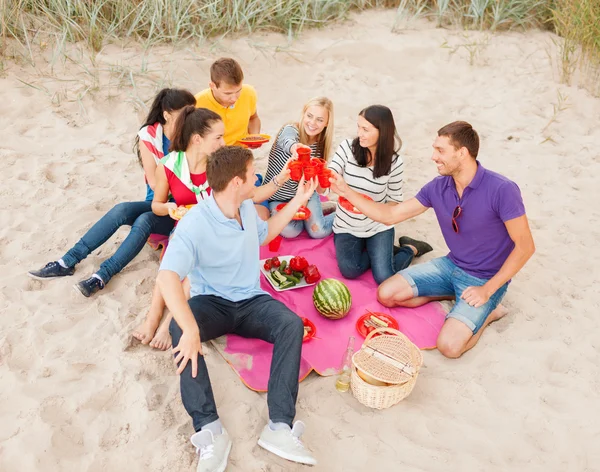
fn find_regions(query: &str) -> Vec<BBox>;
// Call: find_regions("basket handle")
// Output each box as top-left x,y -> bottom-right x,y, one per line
364,327 -> 404,342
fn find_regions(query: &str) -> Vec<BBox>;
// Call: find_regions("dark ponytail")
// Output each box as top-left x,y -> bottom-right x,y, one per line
169,106 -> 222,152
135,88 -> 196,164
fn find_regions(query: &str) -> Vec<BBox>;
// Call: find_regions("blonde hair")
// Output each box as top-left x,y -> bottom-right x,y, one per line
296,97 -> 334,161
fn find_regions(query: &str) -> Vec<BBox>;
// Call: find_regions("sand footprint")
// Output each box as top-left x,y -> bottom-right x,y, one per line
146,383 -> 168,411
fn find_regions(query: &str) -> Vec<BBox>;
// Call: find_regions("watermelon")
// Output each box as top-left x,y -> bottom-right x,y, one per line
313,278 -> 352,320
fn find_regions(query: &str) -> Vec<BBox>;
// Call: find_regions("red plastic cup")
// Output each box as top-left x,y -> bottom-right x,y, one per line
318,168 -> 332,188
310,158 -> 325,174
289,161 -> 304,181
303,164 -> 317,180
269,235 -> 282,252
297,148 -> 311,163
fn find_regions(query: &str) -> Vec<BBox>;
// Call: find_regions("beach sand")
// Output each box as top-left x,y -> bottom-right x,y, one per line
1,10 -> 599,472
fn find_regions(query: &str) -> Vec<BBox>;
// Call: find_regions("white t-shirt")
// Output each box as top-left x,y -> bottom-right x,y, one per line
329,138 -> 404,238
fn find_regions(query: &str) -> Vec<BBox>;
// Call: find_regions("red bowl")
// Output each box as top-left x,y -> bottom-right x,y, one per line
275,203 -> 311,220
301,317 -> 317,342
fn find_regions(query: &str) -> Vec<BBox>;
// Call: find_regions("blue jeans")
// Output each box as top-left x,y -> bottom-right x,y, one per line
170,294 -> 304,431
400,256 -> 509,334
269,192 -> 334,239
334,228 -> 414,285
61,201 -> 174,283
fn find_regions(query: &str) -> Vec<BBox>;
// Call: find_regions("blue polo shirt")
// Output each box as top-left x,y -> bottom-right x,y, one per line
416,162 -> 526,280
159,194 -> 269,301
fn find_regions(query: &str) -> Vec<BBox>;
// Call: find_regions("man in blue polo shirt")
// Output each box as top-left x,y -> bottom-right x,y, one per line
331,121 -> 535,359
157,146 -> 318,471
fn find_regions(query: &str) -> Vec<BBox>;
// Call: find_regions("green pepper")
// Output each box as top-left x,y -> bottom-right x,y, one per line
293,271 -> 304,279
279,260 -> 287,271
284,274 -> 301,284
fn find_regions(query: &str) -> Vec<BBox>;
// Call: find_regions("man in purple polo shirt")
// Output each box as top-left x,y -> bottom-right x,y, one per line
330,121 -> 535,358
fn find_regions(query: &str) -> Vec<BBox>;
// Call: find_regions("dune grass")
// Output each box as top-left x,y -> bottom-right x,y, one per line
550,0 -> 600,95
0,0 -> 598,95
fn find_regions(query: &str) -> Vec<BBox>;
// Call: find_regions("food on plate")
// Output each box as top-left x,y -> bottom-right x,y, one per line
275,203 -> 310,220
237,134 -> 271,149
289,256 -> 308,272
303,264 -> 321,284
313,278 -> 352,320
170,205 -> 191,220
369,315 -> 389,327
263,255 -> 320,290
338,195 -> 373,214
303,325 -> 311,339
263,256 -> 281,271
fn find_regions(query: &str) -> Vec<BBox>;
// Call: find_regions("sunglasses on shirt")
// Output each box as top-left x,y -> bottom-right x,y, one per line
452,205 -> 462,233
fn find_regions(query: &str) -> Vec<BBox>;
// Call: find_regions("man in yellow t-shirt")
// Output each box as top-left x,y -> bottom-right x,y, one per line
195,58 -> 261,146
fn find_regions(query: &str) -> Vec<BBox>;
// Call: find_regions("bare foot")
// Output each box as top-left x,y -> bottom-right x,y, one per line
149,314 -> 173,351
132,317 -> 161,345
489,304 -> 509,322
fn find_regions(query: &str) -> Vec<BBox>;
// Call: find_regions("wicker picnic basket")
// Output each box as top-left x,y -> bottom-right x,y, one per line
351,328 -> 423,409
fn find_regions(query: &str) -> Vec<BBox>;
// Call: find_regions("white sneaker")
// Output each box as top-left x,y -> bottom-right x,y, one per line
190,428 -> 232,472
257,421 -> 317,466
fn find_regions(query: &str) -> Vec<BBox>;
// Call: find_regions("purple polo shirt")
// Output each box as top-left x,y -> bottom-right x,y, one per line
415,163 -> 526,279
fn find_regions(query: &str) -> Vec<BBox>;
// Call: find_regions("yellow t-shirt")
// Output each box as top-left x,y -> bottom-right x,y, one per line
194,84 -> 258,145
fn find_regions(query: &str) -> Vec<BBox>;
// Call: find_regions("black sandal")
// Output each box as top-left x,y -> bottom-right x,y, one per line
398,236 -> 433,257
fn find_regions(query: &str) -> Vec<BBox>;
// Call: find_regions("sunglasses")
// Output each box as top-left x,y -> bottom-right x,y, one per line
452,205 -> 462,233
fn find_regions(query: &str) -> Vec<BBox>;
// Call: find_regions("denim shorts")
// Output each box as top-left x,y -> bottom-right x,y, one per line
399,256 -> 508,334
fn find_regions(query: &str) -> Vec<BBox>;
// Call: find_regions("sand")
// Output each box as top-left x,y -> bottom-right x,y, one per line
1,9 -> 599,472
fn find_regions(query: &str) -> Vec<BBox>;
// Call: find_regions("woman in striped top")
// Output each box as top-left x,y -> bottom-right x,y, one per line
329,105 -> 432,284
262,97 -> 335,238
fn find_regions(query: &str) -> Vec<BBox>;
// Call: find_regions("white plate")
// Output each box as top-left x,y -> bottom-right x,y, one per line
260,255 -> 316,292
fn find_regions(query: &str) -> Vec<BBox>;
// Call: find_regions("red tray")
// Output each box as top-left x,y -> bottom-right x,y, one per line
355,312 -> 399,338
302,317 -> 317,342
275,203 -> 311,220
338,194 -> 373,214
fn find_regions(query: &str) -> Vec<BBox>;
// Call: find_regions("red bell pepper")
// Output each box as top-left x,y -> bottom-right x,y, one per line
289,256 -> 308,272
303,264 -> 321,284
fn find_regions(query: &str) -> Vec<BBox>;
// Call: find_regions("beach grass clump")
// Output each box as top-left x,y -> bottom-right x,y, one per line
0,0 -> 598,95
0,0 -> 399,52
550,0 -> 600,95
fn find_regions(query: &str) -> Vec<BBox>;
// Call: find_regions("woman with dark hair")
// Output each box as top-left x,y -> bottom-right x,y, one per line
329,105 -> 432,284
133,106 -> 290,349
28,88 -> 197,297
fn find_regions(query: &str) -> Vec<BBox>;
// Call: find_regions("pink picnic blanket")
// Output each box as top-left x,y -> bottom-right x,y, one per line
212,233 -> 447,392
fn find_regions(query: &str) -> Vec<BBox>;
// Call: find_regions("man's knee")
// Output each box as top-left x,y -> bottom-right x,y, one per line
436,322 -> 471,359
278,313 -> 304,341
436,337 -> 465,359
377,275 -> 413,307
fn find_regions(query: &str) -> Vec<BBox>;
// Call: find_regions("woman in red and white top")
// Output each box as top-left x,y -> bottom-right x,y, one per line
133,105 -> 289,349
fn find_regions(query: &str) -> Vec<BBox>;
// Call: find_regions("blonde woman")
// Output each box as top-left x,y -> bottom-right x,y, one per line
262,97 -> 335,238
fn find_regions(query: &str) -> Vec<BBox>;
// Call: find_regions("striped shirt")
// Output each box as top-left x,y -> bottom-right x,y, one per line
329,139 -> 404,237
263,125 -> 321,202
